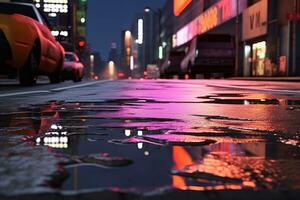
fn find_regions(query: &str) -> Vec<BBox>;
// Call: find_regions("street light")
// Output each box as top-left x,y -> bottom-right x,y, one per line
144,7 -> 150,13
124,30 -> 132,76
108,61 -> 115,78
90,55 -> 94,79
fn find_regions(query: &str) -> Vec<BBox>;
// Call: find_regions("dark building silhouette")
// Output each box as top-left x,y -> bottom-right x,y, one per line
91,52 -> 104,75
107,42 -> 120,70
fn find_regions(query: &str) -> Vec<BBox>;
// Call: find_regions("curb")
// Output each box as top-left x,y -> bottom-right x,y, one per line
229,77 -> 300,82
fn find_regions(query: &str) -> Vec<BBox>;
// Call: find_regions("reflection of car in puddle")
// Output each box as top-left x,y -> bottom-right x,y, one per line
0,101 -> 86,151
2,101 -> 61,136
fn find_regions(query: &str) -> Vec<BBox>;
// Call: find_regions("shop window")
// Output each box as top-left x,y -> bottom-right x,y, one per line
252,41 -> 266,76
243,45 -> 251,76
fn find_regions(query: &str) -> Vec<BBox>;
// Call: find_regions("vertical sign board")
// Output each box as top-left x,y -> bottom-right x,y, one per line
175,0 -> 247,47
242,0 -> 268,41
174,0 -> 192,16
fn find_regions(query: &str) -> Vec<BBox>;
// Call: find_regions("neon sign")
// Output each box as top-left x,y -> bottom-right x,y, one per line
174,0 -> 192,16
176,0 -> 247,46
198,6 -> 218,33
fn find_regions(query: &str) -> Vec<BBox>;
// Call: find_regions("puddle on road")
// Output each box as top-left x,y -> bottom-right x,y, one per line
198,93 -> 246,99
0,95 -> 300,195
198,93 -> 300,106
204,98 -> 281,105
193,114 -> 254,121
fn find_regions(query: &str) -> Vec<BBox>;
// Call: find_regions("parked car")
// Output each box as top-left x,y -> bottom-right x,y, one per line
0,2 -> 65,85
62,52 -> 84,82
146,64 -> 160,79
181,34 -> 235,78
160,51 -> 185,79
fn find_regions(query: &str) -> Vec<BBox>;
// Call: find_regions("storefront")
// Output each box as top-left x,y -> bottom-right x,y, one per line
242,0 -> 270,77
162,0 -> 299,77
252,41 -> 267,76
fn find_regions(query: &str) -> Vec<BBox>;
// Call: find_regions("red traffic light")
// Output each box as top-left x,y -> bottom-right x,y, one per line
78,40 -> 85,47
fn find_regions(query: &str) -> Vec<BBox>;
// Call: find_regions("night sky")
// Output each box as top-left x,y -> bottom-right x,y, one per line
87,0 -> 166,61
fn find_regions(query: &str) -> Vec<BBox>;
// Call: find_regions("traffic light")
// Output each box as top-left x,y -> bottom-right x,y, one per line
77,39 -> 86,53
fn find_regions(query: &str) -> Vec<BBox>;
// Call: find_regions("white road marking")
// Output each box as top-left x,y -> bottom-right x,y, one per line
50,80 -> 110,92
0,80 -> 110,98
208,84 -> 300,95
0,90 -> 50,98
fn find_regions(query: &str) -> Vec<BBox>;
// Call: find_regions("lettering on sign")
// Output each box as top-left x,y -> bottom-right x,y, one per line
250,12 -> 264,30
199,6 -> 218,33
176,0 -> 247,47
242,0 -> 268,40
218,0 -> 233,21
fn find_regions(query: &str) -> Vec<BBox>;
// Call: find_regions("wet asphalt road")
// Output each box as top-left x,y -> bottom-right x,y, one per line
0,79 -> 300,199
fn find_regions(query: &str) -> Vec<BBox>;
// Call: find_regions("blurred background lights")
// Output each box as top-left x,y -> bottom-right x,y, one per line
125,129 -> 131,137
137,130 -> 143,136
137,142 -> 143,149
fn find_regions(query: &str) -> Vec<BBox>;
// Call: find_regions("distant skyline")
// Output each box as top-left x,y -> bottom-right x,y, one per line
87,0 -> 166,60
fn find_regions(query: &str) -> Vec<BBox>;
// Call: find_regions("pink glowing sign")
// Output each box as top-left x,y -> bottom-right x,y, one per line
174,0 -> 192,16
175,0 -> 247,47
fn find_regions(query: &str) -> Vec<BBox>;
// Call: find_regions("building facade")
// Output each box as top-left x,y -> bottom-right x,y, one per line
241,0 -> 300,76
161,0 -> 300,77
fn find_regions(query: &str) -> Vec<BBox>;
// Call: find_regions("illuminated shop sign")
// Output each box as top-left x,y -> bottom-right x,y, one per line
175,0 -> 247,47
242,0 -> 268,40
174,0 -> 192,16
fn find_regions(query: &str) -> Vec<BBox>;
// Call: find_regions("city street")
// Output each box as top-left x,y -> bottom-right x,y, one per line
0,79 -> 300,199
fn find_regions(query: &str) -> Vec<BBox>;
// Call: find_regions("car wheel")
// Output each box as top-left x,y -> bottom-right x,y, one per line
49,60 -> 62,84
178,73 -> 185,79
19,45 -> 38,86
77,72 -> 83,82
204,73 -> 211,79
224,71 -> 234,78
73,70 -> 79,82
49,72 -> 61,83
188,63 -> 196,79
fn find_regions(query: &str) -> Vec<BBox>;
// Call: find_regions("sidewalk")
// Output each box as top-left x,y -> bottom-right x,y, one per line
229,77 -> 300,82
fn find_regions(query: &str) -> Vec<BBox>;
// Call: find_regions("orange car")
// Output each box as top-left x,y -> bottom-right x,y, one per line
0,2 -> 65,85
